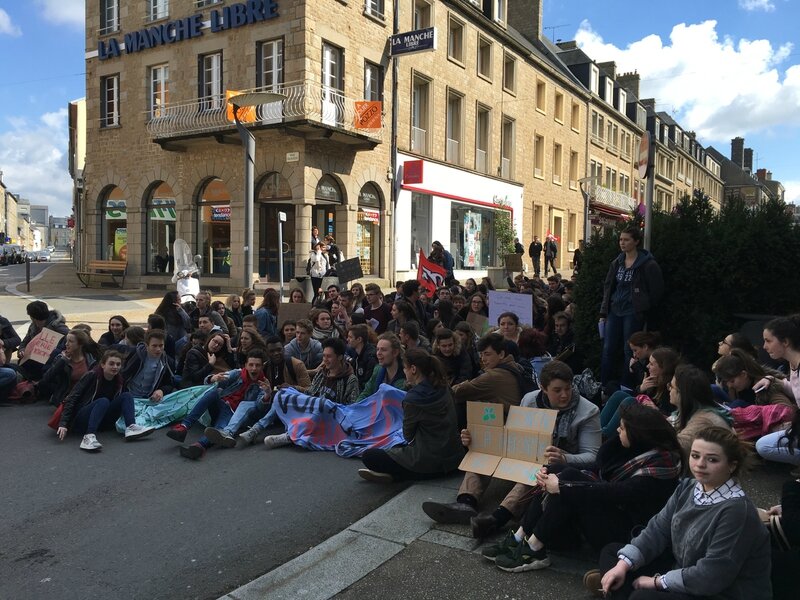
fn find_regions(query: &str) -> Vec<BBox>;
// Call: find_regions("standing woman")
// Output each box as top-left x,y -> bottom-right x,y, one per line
255,288 -> 280,340
98,315 -> 130,347
599,226 -> 664,393
307,242 -> 329,304
358,348 -> 464,483
155,291 -> 192,342
755,314 -> 800,466
596,427 -> 771,600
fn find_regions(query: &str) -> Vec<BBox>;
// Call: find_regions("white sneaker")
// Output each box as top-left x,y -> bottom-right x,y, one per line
263,432 -> 292,449
80,434 -> 102,452
124,424 -> 155,441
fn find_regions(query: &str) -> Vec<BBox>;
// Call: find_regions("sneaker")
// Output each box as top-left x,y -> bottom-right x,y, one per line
421,501 -> 478,525
124,424 -> 155,441
263,432 -> 292,449
80,434 -> 102,452
179,442 -> 206,460
495,541 -> 550,573
583,569 -> 604,598
471,513 -> 500,539
204,427 -> 236,448
238,427 -> 261,445
166,423 -> 188,443
481,531 -> 522,561
358,468 -> 394,483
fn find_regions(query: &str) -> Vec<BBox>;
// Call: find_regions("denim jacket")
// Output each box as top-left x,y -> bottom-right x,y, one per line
205,368 -> 267,408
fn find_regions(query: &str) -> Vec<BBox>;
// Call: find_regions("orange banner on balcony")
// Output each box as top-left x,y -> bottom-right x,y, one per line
355,101 -> 382,129
226,90 -> 258,123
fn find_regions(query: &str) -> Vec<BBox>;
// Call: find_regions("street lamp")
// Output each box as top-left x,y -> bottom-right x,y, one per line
578,176 -> 599,243
228,91 -> 285,290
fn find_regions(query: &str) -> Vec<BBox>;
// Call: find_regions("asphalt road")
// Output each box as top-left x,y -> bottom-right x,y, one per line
0,260 -> 52,294
0,403 -> 407,600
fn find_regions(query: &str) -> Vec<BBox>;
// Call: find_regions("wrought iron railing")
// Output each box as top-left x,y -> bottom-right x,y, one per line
145,80 -> 384,141
588,183 -> 635,212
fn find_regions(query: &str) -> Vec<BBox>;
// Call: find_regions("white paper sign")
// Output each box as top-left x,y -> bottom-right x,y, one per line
488,290 -> 533,327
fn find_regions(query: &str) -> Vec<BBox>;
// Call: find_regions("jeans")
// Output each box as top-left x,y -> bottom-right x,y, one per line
223,400 -> 268,435
544,255 -> 557,275
72,393 -> 135,435
181,387 -> 234,448
0,367 -> 17,402
755,430 -> 800,465
252,400 -> 279,431
600,391 -> 636,438
601,311 -> 645,390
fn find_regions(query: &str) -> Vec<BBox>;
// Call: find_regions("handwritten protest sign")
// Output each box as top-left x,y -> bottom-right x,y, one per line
279,303 -> 313,328
20,328 -> 64,365
488,290 -> 533,327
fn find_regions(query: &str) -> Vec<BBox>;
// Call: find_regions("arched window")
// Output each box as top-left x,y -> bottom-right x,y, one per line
256,172 -> 295,281
314,175 -> 343,239
356,182 -> 382,275
257,172 -> 292,202
197,178 -> 232,275
146,182 -> 176,273
100,186 -> 127,260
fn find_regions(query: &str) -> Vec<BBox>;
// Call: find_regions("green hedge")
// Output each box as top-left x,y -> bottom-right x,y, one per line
574,194 -> 800,370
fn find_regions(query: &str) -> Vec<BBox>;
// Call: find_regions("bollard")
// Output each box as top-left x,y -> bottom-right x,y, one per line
26,256 -> 31,292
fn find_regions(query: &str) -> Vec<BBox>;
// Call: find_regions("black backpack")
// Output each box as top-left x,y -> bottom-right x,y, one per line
495,362 -> 537,397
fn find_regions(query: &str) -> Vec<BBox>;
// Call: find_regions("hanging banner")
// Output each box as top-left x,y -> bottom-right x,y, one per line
354,101 -> 382,129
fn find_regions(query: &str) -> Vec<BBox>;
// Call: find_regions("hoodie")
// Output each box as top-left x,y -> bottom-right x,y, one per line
600,249 -> 664,318
284,337 -> 323,370
59,364 -> 124,428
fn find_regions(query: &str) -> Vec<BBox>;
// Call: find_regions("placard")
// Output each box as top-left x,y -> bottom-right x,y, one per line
19,328 -> 64,365
278,303 -> 312,328
335,257 -> 363,284
488,290 -> 533,327
465,311 -> 489,336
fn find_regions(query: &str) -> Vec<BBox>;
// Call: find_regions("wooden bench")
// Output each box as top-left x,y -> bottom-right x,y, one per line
76,260 -> 128,288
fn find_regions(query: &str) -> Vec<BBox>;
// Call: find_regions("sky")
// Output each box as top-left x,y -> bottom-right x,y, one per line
0,0 -> 799,218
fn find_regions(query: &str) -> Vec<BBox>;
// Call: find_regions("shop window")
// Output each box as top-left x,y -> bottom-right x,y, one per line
450,202 -> 506,269
100,186 -> 127,260
357,183 -> 382,275
257,172 -> 294,281
146,182 -> 176,273
197,178 -> 232,276
410,192 -> 432,269
314,175 -> 343,239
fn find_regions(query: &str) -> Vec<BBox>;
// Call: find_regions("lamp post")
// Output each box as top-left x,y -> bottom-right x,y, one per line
578,176 -> 599,243
228,92 -> 284,290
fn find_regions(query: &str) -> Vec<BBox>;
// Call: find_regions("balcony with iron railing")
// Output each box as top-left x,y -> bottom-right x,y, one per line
144,79 -> 384,147
587,182 -> 635,213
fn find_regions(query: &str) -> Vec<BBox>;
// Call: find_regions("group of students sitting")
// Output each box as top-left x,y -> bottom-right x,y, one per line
2,282 -> 799,599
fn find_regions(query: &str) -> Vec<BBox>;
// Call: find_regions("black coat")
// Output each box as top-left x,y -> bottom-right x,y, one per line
529,241 -> 543,258
181,346 -> 214,388
0,315 -> 21,352
59,366 -> 124,429
38,354 -> 97,407
600,250 -> 664,319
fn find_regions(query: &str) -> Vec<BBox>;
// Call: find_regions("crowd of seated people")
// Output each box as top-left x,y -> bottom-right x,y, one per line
3,272 -> 800,599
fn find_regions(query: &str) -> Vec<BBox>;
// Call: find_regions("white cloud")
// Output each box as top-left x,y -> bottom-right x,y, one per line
37,0 -> 84,27
0,8 -> 22,36
0,109 -> 73,217
783,180 -> 800,204
575,20 -> 800,143
739,0 -> 775,12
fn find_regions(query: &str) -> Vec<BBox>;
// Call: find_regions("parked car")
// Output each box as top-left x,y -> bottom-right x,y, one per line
32,250 -> 51,262
0,245 -> 26,265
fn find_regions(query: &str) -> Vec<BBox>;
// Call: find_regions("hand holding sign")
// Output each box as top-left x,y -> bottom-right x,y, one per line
19,329 -> 65,365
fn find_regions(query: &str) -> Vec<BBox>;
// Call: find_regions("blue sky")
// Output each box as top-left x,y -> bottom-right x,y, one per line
0,0 -> 799,218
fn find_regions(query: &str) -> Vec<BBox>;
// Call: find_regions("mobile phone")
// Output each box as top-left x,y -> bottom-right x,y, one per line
753,384 -> 767,393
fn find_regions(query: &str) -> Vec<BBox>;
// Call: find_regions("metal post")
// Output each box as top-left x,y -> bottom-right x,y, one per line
233,108 -> 255,290
389,0 -> 400,286
278,211 -> 286,302
644,164 -> 655,250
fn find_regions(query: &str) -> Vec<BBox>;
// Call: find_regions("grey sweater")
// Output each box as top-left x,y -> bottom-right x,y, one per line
619,478 -> 771,599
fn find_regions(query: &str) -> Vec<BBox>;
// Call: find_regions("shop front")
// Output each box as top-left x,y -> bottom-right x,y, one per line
356,183 -> 382,276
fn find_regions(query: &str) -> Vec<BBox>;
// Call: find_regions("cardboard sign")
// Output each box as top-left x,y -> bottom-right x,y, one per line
278,303 -> 313,328
488,290 -> 533,327
336,257 -> 363,284
465,312 -> 489,336
20,328 -> 64,365
459,402 -> 558,485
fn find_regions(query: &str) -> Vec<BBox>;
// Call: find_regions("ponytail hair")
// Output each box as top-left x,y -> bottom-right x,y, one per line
404,348 -> 449,389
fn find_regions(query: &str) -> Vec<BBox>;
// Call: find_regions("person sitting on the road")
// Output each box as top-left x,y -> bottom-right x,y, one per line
154,290 -> 192,343
180,332 -> 234,389
593,427 -> 771,600
146,314 -> 177,359
167,350 -> 269,459
713,348 -> 792,409
451,332 -> 526,429
55,350 -> 154,452
485,404 -> 682,573
176,330 -> 207,381
669,364 -> 733,456
422,360 -> 601,540
432,328 -> 471,385
189,290 -> 227,331
345,324 -> 378,390
261,338 -> 359,450
255,288 -> 280,340
0,346 -> 18,403
399,320 -> 430,353
0,312 -> 21,362
121,330 -> 176,403
358,348 -> 464,483
233,327 -> 266,369
284,319 -> 323,370
37,329 -> 100,407
98,315 -> 130,348
355,332 -> 405,402
17,300 -> 70,381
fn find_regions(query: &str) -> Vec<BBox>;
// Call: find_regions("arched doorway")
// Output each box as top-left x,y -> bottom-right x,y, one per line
100,186 -> 127,260
145,182 -> 176,273
314,174 -> 343,242
197,178 -> 232,275
256,172 -> 294,281
357,182 -> 382,275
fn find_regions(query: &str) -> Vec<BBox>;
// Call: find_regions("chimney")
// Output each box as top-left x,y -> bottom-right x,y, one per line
556,40 -> 578,50
756,168 -> 767,182
743,148 -> 753,172
507,0 -> 543,44
640,98 -> 656,111
766,170 -> 772,181
731,137 -> 744,167
597,61 -> 617,79
617,72 -> 640,98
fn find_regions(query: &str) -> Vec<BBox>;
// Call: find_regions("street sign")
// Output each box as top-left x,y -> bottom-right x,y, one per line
390,27 -> 437,57
637,131 -> 651,179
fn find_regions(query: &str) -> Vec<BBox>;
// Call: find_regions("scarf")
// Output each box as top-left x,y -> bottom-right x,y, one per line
604,449 -> 682,482
535,388 -> 581,455
312,325 -> 340,341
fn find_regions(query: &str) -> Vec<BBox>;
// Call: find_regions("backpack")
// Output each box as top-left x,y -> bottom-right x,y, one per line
495,362 -> 537,397
305,258 -> 312,275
